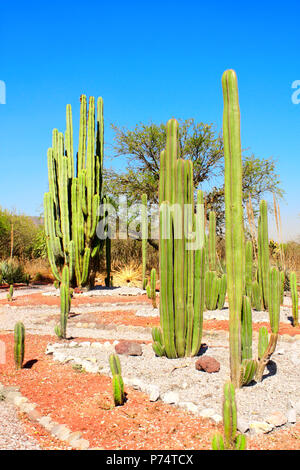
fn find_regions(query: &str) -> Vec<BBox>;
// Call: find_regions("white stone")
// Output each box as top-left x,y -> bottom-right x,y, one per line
199,408 -> 216,419
287,408 -> 297,423
146,385 -> 160,402
79,341 -> 91,348
14,396 -> 28,407
211,413 -> 223,424
91,342 -> 103,349
179,402 -> 198,414
163,391 -> 179,405
69,341 -> 78,348
249,421 -> 273,434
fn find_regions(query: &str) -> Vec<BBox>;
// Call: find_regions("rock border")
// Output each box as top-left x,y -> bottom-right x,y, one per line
0,383 -> 99,450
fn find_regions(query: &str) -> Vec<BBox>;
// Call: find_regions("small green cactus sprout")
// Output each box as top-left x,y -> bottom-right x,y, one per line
290,271 -> 299,327
14,322 -> 25,370
212,381 -> 247,450
109,353 -> 125,406
7,284 -> 14,301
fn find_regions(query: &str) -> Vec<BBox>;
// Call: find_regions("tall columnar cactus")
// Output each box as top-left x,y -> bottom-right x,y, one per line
141,193 -> 148,290
55,265 -> 70,339
290,271 -> 299,327
212,381 -> 247,450
14,322 -> 25,370
44,95 -> 104,288
152,119 -> 205,358
258,200 -> 270,310
208,211 -> 216,271
222,69 -> 245,388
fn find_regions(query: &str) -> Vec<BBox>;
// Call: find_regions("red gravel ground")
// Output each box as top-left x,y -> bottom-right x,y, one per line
1,286 -> 300,450
0,332 -> 300,450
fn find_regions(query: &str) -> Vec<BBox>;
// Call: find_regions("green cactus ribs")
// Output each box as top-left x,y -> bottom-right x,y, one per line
44,95 -> 105,289
152,118 -> 205,359
14,322 -> 25,370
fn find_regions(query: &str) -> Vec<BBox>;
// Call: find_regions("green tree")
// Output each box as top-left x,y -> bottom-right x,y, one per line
106,121 -> 283,236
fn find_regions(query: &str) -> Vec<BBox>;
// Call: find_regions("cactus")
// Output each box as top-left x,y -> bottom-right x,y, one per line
205,270 -> 219,310
55,265 -> 70,339
109,353 -> 122,376
7,284 -> 13,301
150,268 -> 157,308
109,354 -> 125,406
245,240 -> 253,299
217,273 -> 227,310
44,95 -> 105,288
14,322 -> 25,370
251,280 -> 262,311
212,381 -> 247,450
280,270 -> 285,305
153,119 -> 205,358
290,271 -> 299,327
258,200 -> 270,310
258,326 -> 269,360
222,70 -> 245,388
112,374 -> 125,406
255,266 -> 280,382
141,193 -> 148,290
208,211 -> 217,271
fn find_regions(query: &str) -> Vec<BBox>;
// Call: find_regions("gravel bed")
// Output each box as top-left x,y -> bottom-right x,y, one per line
46,330 -> 300,434
0,285 -> 54,300
0,399 -> 41,450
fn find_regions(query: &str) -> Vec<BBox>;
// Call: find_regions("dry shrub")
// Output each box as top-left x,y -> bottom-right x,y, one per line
22,258 -> 54,283
284,241 -> 300,281
111,261 -> 143,287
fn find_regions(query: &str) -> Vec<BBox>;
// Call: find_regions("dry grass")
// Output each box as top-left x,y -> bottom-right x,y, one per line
111,261 -> 143,287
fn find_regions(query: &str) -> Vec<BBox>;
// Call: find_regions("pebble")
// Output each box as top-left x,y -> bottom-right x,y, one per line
266,411 -> 287,427
249,421 -> 273,434
163,391 -> 179,405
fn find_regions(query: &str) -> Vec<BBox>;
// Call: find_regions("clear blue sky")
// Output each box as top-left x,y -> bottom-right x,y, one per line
0,0 -> 299,240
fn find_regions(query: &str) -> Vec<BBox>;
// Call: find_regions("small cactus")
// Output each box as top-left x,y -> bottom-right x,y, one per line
7,284 -> 13,301
212,381 -> 247,450
109,354 -> 125,406
14,322 -> 25,370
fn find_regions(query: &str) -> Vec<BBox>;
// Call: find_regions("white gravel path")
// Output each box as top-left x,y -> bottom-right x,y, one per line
0,400 -> 41,450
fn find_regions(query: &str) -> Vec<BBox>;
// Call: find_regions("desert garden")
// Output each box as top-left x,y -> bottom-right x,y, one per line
0,70 -> 300,452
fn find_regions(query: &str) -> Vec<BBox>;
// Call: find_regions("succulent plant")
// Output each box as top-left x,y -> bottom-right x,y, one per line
14,322 -> 25,370
290,271 -> 299,327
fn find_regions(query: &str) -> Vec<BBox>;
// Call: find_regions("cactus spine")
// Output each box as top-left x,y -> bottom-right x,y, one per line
14,322 -> 25,370
141,193 -> 148,290
212,381 -> 247,450
44,95 -> 104,288
153,119 -> 205,358
222,69 -> 245,388
290,271 -> 299,327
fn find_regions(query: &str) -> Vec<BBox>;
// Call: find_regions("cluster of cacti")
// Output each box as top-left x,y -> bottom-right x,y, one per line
14,321 -> 25,370
109,354 -> 125,406
212,381 -> 247,450
290,271 -> 299,327
55,265 -> 71,339
152,119 -> 205,358
7,284 -> 13,301
146,268 -> 157,308
44,95 -> 105,289
141,193 -> 148,290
